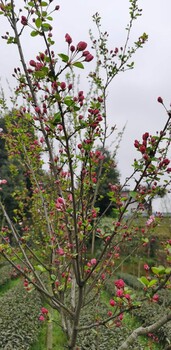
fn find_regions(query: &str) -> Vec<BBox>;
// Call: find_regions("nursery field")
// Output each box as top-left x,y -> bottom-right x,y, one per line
0,259 -> 170,350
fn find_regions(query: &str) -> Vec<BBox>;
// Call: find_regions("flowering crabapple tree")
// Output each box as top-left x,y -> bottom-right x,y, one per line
0,1 -> 171,349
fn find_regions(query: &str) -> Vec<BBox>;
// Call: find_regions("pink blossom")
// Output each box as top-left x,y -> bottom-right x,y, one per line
55,197 -> 65,211
119,313 -> 123,321
146,215 -> 155,227
57,124 -> 63,131
116,289 -> 124,298
110,299 -> 116,307
39,315 -> 45,321
41,307 -> 48,314
108,311 -> 113,317
40,137 -> 45,143
144,263 -> 150,271
56,247 -> 65,256
0,179 -> 7,185
114,279 -> 125,289
90,258 -> 97,265
152,294 -> 159,303
124,293 -> 131,300
68,193 -> 73,202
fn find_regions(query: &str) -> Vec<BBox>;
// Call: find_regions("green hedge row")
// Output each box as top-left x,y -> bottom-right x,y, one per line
0,281 -> 42,349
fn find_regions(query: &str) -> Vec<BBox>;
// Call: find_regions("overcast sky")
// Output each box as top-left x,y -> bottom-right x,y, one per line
0,0 -> 171,211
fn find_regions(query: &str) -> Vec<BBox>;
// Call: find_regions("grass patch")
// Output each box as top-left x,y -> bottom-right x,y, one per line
0,278 -> 19,296
30,309 -> 67,350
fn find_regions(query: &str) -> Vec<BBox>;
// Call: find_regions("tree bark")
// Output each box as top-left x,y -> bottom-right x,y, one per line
118,312 -> 171,350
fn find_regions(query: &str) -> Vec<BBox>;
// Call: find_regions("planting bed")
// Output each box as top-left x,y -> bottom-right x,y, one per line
0,281 -> 42,349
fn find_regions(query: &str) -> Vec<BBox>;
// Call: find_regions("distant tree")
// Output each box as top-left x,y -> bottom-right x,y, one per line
95,147 -> 120,216
0,115 -> 34,223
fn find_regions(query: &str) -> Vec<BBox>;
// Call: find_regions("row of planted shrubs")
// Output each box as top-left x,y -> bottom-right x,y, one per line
0,279 -> 42,349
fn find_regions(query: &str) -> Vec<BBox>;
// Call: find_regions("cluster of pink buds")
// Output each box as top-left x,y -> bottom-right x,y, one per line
113,278 -> 131,302
55,197 -> 65,211
39,307 -> 49,321
65,33 -> 94,63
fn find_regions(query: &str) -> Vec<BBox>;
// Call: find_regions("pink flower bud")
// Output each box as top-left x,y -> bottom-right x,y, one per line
152,294 -> 159,303
21,16 -> 28,26
41,307 -> 48,314
56,247 -> 65,256
157,96 -> 163,104
60,82 -> 66,90
65,33 -> 72,45
82,50 -> 90,57
29,60 -> 37,67
0,179 -> 7,185
84,54 -> 94,62
114,279 -> 125,289
70,45 -> 75,52
39,315 -> 45,321
109,299 -> 116,307
144,263 -> 150,271
77,41 -> 87,51
116,289 -> 124,298
35,106 -> 41,114
90,258 -> 96,265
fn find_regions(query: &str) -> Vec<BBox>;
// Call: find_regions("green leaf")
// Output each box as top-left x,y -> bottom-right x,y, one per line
47,16 -> 53,21
129,191 -> 137,198
31,30 -> 39,37
50,274 -> 56,281
52,112 -> 61,125
72,62 -> 84,69
138,276 -> 149,286
34,66 -> 49,78
165,267 -> 171,274
151,265 -> 165,275
41,23 -> 51,31
142,237 -> 149,243
58,53 -> 69,63
35,17 -> 42,29
28,1 -> 34,5
35,265 -> 46,272
64,97 -> 74,107
148,279 -> 157,287
40,1 -> 48,6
